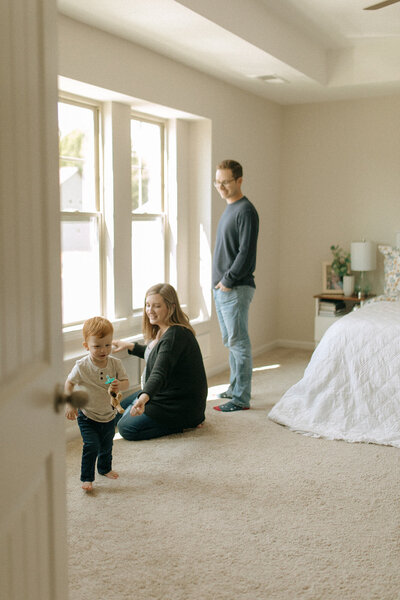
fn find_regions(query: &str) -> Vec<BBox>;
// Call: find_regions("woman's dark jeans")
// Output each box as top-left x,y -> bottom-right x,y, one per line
116,392 -> 183,441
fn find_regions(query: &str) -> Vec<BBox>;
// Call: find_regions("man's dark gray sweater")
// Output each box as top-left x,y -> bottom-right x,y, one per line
212,196 -> 259,288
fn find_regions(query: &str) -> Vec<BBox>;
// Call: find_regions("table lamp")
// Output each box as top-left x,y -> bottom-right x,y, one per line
350,240 -> 376,296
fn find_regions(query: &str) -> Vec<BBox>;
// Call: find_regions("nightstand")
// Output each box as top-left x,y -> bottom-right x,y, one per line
313,294 -> 373,346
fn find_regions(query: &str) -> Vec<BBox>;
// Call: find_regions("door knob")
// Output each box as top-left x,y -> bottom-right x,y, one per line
54,384 -> 89,413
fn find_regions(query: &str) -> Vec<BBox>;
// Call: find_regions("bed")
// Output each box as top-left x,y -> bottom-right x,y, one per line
268,245 -> 400,448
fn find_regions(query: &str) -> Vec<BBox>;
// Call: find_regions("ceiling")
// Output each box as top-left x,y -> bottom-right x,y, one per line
57,0 -> 400,104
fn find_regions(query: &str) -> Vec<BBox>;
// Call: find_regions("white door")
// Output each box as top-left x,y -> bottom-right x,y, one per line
0,1 -> 68,599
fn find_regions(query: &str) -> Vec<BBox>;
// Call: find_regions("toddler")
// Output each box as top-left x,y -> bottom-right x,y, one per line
65,316 -> 129,492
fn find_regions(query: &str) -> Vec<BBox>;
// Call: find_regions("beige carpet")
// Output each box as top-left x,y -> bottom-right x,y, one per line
66,347 -> 400,600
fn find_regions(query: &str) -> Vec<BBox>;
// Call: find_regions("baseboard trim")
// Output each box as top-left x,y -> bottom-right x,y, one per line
276,338 -> 315,350
205,339 -> 313,378
205,363 -> 230,378
252,341 -> 280,356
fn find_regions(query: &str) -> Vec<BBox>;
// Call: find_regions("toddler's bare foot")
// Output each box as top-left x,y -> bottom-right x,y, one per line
82,481 -> 93,492
103,470 -> 119,479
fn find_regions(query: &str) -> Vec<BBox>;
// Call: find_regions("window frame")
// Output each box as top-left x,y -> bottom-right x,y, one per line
58,93 -> 103,329
130,112 -> 168,311
58,84 -> 213,369
59,97 -> 170,330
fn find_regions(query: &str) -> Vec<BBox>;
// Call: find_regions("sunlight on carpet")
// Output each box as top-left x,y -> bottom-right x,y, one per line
252,363 -> 280,372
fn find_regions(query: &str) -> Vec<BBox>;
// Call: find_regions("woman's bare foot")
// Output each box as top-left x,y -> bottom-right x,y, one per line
103,470 -> 119,479
82,481 -> 93,492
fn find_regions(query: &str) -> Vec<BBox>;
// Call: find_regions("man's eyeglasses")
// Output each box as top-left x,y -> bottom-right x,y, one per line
213,178 -> 237,188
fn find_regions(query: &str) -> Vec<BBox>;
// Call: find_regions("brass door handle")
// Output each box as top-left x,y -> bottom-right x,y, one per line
54,384 -> 88,413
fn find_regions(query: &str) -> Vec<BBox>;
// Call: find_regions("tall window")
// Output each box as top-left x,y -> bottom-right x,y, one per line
58,98 -> 101,326
131,117 -> 165,309
58,97 -> 168,328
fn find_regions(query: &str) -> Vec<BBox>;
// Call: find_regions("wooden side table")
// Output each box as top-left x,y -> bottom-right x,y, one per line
313,293 -> 374,346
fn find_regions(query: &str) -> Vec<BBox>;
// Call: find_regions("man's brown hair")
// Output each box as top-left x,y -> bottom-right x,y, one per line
217,159 -> 243,180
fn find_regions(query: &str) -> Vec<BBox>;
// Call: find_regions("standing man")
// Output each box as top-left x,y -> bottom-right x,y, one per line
212,159 -> 259,412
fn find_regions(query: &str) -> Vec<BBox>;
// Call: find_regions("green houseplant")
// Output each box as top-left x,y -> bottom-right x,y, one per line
330,245 -> 354,295
330,245 -> 351,277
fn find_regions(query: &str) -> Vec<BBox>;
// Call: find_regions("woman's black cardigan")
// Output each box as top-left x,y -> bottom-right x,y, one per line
128,325 -> 207,429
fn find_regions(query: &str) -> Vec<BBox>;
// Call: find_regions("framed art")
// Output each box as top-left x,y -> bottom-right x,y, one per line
322,261 -> 344,294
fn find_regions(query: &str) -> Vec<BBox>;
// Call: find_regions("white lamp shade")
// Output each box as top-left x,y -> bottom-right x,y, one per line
351,241 -> 376,271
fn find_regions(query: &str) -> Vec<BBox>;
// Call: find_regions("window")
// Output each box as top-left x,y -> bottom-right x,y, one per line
57,84 -> 212,348
58,98 -> 101,326
131,117 -> 165,309
58,96 -> 168,328
57,83 -> 213,365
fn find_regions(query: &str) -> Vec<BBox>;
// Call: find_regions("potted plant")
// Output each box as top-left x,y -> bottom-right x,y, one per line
330,245 -> 354,296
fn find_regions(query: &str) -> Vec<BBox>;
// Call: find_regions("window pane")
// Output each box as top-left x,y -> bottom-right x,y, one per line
131,119 -> 162,213
61,218 -> 101,324
132,219 -> 165,309
58,102 -> 97,212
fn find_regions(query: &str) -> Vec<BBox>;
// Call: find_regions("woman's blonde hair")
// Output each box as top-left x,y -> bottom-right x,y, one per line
142,283 -> 195,342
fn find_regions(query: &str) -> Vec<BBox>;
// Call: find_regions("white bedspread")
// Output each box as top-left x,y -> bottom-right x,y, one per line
268,300 -> 400,447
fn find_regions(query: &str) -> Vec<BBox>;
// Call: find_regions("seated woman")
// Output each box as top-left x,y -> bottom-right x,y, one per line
112,283 -> 207,441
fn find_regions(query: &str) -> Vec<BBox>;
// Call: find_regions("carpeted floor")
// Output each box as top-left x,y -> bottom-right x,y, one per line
66,347 -> 400,600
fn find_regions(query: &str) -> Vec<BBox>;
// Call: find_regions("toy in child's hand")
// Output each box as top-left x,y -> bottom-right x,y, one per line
105,376 -> 124,414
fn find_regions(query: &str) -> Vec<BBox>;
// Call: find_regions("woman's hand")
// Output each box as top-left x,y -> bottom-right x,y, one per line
112,339 -> 135,353
130,393 -> 149,416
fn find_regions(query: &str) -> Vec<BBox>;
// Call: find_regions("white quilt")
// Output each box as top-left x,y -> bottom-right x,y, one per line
268,300 -> 400,447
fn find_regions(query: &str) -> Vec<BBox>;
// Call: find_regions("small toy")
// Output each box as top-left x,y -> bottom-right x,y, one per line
105,376 -> 124,414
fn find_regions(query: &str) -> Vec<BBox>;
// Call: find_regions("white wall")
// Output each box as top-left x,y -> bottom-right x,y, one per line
279,95 -> 400,344
58,16 -> 400,361
58,15 -> 282,375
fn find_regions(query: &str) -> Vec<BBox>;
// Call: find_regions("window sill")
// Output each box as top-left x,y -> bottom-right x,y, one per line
63,313 -> 142,365
62,312 -> 211,369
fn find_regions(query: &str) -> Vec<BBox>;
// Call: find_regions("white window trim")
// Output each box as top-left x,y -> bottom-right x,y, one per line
59,84 -> 213,366
59,94 -> 104,328
60,97 -> 171,358
130,112 -> 168,310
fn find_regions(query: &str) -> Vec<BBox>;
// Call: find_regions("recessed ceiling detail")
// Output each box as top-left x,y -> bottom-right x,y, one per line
58,0 -> 400,104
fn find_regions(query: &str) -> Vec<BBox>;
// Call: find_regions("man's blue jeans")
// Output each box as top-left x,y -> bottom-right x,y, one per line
213,285 -> 255,408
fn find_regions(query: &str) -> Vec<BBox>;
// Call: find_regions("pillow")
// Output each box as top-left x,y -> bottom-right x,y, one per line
364,294 -> 399,305
378,245 -> 400,296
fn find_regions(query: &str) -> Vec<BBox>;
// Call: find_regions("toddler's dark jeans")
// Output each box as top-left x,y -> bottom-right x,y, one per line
77,411 -> 115,482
